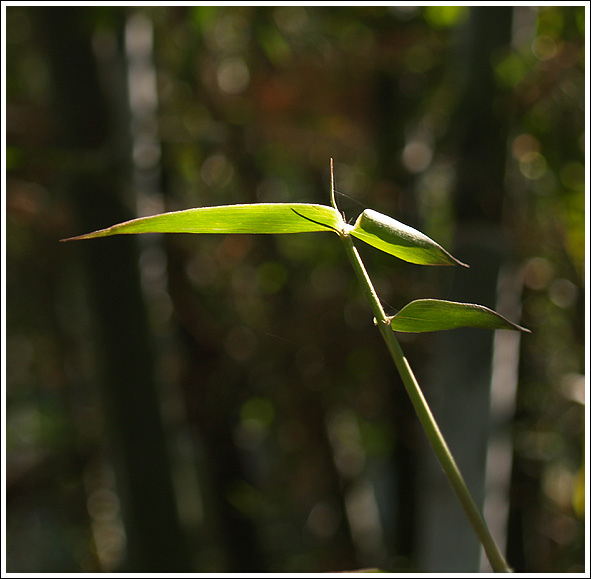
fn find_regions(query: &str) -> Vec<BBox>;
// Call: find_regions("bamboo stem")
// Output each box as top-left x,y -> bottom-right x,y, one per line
340,235 -> 512,573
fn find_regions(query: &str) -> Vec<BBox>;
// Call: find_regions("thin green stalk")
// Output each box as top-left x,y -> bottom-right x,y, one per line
341,235 -> 512,573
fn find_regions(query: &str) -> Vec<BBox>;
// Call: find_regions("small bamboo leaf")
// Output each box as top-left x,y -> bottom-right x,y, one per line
388,299 -> 530,333
60,203 -> 344,242
350,209 -> 468,267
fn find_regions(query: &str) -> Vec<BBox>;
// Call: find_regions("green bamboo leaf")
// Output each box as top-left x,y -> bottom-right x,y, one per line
349,209 -> 468,267
60,203 -> 344,242
388,299 -> 530,333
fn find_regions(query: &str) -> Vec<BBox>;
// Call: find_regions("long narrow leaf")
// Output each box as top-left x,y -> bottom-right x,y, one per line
61,203 -> 343,241
388,299 -> 530,333
350,209 -> 468,267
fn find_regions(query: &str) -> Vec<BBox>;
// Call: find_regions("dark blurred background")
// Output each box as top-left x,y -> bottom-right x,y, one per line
4,5 -> 586,573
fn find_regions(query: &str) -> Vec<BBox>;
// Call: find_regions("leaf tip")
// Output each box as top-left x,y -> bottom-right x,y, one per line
60,234 -> 85,242
449,254 -> 470,268
59,228 -> 110,242
499,322 -> 531,333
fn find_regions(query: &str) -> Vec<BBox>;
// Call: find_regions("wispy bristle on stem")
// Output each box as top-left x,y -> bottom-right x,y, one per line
330,158 -> 338,211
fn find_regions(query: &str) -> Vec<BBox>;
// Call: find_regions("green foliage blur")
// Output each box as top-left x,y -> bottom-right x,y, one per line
4,5 -> 585,573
